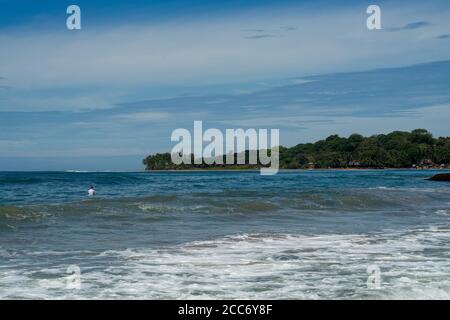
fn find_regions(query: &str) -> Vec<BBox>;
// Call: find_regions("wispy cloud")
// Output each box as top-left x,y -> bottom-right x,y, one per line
243,25 -> 297,39
404,21 -> 432,30
280,26 -> 297,31
111,112 -> 170,122
386,21 -> 432,32
437,34 -> 450,39
243,29 -> 266,33
244,34 -> 276,39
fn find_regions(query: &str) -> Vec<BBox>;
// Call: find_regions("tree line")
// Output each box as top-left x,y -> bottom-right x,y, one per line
143,129 -> 450,170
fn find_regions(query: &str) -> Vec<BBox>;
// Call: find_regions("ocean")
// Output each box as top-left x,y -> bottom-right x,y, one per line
0,170 -> 449,299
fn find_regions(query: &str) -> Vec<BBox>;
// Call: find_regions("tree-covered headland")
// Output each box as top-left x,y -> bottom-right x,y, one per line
143,129 -> 450,170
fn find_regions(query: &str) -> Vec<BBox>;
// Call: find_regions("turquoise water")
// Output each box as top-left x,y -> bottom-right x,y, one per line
1,170 -> 449,299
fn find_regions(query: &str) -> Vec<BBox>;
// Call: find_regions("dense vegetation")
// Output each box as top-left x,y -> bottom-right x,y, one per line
143,129 -> 450,170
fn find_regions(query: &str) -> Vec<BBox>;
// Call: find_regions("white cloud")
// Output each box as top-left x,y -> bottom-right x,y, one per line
0,2 -> 449,94
111,111 -> 170,122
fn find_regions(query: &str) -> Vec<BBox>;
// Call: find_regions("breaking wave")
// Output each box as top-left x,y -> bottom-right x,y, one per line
1,229 -> 450,299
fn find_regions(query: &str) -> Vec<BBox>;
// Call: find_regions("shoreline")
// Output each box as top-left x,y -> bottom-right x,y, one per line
145,167 -> 450,172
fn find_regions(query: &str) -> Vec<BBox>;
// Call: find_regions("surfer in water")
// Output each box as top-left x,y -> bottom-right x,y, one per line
88,186 -> 96,197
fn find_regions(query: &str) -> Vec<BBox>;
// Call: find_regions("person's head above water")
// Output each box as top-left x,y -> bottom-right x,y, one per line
90,186 -> 94,189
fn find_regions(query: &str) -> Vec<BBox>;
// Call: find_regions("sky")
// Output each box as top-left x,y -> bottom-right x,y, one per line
0,0 -> 450,170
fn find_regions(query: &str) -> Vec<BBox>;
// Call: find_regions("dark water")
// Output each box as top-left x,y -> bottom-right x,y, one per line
1,170 -> 449,299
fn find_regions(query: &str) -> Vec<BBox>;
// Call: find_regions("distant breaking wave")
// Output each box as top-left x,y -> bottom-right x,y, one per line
1,187 -> 449,224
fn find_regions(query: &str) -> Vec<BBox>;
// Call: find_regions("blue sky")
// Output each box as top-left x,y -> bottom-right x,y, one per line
0,0 -> 450,170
